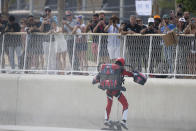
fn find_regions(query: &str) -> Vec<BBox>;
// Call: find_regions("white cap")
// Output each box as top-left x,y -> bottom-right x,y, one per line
148,18 -> 154,23
179,17 -> 186,22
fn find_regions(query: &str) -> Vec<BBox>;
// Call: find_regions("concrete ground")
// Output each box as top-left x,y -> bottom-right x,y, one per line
0,74 -> 196,131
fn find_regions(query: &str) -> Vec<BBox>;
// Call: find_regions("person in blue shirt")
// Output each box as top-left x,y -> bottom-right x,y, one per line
160,14 -> 176,34
159,14 -> 176,75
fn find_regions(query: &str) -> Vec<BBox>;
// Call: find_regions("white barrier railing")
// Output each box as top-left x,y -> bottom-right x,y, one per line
0,32 -> 196,77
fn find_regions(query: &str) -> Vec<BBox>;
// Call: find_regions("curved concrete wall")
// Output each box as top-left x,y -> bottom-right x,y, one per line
0,74 -> 196,131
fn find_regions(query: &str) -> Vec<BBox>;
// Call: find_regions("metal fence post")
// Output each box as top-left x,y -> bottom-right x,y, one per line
0,34 -> 5,71
23,33 -> 28,73
96,35 -> 101,70
47,34 -> 52,74
174,44 -> 179,78
147,36 -> 153,75
71,35 -> 76,74
122,35 -> 127,58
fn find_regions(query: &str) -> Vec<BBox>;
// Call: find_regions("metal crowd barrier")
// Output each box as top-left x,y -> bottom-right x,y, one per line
0,32 -> 196,77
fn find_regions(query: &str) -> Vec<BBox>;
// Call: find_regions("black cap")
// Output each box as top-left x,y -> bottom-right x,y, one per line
27,15 -> 33,18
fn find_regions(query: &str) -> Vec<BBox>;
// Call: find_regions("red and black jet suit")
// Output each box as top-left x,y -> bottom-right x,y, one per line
92,58 -> 133,126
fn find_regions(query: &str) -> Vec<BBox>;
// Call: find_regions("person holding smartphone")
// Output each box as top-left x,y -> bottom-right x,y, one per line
104,15 -> 121,60
72,15 -> 88,71
184,17 -> 196,77
141,18 -> 157,34
93,12 -> 109,63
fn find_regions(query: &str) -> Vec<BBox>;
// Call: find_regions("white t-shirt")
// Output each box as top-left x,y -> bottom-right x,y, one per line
75,24 -> 86,38
107,24 -> 120,33
76,24 -> 86,34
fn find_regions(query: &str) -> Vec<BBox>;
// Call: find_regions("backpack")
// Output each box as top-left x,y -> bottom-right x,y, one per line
98,64 -> 124,91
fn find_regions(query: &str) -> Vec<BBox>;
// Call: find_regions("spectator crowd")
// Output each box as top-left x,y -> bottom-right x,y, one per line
0,6 -> 196,75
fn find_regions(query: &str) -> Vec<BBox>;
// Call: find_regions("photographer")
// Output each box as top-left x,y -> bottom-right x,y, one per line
39,6 -> 57,71
85,13 -> 99,33
85,13 -> 99,61
93,12 -> 107,33
93,12 -> 109,63
25,15 -> 44,70
61,10 -> 79,71
141,18 -> 158,34
4,15 -> 21,71
104,15 -> 121,60
40,6 -> 57,33
184,18 -> 196,34
141,18 -> 160,73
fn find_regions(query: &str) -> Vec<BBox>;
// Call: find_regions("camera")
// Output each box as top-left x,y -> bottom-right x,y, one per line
42,14 -> 47,19
100,18 -> 104,21
148,22 -> 154,27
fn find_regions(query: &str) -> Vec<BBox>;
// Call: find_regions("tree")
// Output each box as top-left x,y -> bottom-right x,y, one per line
176,0 -> 196,14
1,0 -> 9,16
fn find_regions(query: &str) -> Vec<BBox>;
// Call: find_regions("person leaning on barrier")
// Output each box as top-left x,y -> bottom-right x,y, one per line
50,21 -> 67,74
0,14 -> 7,72
4,15 -> 21,71
85,13 -> 99,61
141,18 -> 161,73
176,17 -> 186,34
85,13 -> 99,33
62,11 -> 77,33
104,15 -> 121,60
62,10 -> 80,71
136,17 -> 147,30
120,15 -> 141,35
93,12 -> 109,63
93,12 -> 107,33
141,18 -> 158,34
39,7 -> 57,71
72,15 -> 88,71
26,15 -> 44,70
120,15 -> 142,71
40,6 -> 57,33
153,15 -> 161,31
184,17 -> 196,76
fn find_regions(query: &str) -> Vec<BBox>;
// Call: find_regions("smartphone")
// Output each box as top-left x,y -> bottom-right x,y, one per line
100,18 -> 104,21
76,22 -> 80,26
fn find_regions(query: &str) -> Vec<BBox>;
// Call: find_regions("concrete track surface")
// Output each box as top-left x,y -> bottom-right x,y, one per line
0,74 -> 196,131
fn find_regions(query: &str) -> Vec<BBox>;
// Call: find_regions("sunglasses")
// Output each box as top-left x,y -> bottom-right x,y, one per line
66,15 -> 71,17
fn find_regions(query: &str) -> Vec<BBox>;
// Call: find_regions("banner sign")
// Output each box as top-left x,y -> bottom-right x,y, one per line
135,0 -> 152,16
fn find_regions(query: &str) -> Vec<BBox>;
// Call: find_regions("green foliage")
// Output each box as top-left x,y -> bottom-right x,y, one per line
8,0 -> 16,7
159,0 -> 175,10
176,0 -> 196,14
